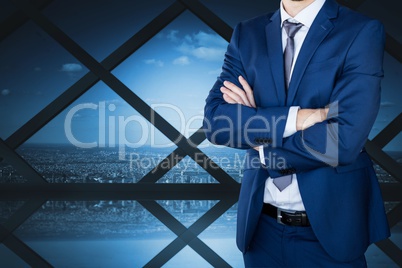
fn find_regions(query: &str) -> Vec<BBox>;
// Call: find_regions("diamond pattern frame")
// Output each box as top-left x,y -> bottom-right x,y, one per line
0,0 -> 53,42
366,114 -> 402,265
0,0 -> 401,267
0,139 -> 46,185
336,2 -> 402,266
0,199 -> 50,267
0,0 -> 238,266
140,199 -> 236,267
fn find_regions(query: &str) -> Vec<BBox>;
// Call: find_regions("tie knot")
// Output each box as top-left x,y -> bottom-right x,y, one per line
283,20 -> 303,38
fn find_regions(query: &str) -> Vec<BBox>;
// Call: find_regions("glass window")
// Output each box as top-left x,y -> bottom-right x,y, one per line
198,203 -> 243,267
1,0 -> 401,267
156,157 -> 219,184
16,82 -> 175,183
0,21 -> 88,140
164,246 -> 213,267
358,0 -> 402,43
0,0 -> 17,23
112,11 -> 227,139
0,244 -> 29,268
0,160 -> 26,183
0,200 -> 25,223
200,145 -> 245,183
369,53 -> 402,152
366,244 -> 399,267
14,200 -> 176,267
156,200 -> 219,227
42,0 -> 175,61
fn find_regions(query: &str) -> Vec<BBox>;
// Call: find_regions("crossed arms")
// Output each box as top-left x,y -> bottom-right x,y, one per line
220,76 -> 329,133
203,20 -> 385,177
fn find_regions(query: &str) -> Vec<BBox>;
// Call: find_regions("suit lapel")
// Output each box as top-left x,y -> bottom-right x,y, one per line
265,11 -> 286,106
286,0 -> 338,106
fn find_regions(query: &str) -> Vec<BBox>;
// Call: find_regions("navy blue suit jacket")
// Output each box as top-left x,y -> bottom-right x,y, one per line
203,0 -> 390,262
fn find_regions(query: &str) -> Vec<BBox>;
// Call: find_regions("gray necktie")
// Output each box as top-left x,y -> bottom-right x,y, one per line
283,20 -> 303,89
273,20 -> 302,192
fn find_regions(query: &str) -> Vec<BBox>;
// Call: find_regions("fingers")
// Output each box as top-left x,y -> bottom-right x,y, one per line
239,76 -> 256,108
220,86 -> 246,105
222,80 -> 252,107
222,93 -> 237,104
220,76 -> 256,108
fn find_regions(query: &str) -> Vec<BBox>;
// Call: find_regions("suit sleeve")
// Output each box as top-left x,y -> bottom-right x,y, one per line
203,22 -> 290,149
262,20 -> 385,177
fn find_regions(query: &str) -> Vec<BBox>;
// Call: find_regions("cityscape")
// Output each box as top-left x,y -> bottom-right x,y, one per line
2,144 -> 243,184
1,144 -> 399,185
0,144 -> 401,267
0,144 -> 244,238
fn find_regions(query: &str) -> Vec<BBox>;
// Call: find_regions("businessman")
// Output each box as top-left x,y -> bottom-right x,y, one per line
203,0 -> 390,266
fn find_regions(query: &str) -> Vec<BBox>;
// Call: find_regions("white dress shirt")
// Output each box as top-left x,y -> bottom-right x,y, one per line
261,0 -> 326,211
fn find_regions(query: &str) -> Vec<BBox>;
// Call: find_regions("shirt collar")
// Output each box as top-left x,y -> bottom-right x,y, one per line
280,0 -> 326,28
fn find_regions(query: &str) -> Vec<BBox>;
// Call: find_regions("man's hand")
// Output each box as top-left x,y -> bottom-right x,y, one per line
220,76 -> 259,151
220,76 -> 256,108
220,76 -> 328,147
296,108 -> 329,131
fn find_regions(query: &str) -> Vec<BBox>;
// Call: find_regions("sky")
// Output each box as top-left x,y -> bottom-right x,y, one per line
0,0 -> 401,151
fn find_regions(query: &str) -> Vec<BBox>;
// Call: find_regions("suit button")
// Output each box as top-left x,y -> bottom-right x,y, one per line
280,168 -> 294,175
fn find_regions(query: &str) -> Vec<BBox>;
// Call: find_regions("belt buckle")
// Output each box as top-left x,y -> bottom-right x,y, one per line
276,208 -> 284,225
277,207 -> 296,225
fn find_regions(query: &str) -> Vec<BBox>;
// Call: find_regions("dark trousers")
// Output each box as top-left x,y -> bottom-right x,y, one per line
243,213 -> 367,267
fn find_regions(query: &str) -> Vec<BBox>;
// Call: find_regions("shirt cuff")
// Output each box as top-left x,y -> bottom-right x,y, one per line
259,106 -> 299,165
283,106 -> 300,138
259,145 -> 266,165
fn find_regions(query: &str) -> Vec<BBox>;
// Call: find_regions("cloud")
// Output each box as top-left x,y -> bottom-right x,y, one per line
34,67 -> 41,71
193,31 -> 227,47
173,56 -> 190,65
1,89 -> 10,96
172,30 -> 227,62
61,63 -> 83,72
192,47 -> 226,61
144,59 -> 164,67
167,30 -> 179,42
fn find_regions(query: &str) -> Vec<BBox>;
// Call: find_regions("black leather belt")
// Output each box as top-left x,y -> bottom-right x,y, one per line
262,203 -> 310,227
